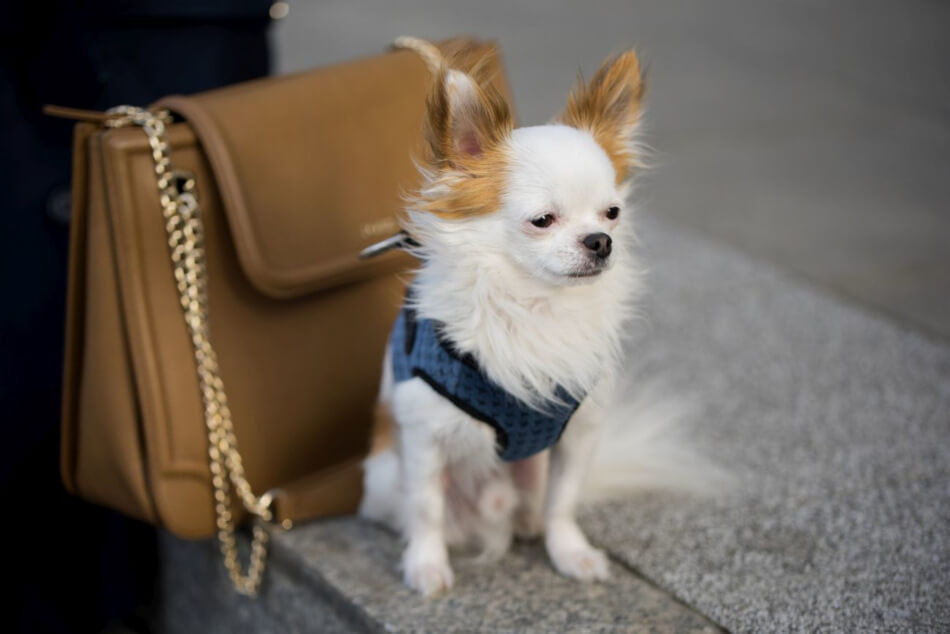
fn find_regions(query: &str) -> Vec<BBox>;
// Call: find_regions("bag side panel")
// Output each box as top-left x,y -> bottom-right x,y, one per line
71,132 -> 157,524
61,122 -> 96,494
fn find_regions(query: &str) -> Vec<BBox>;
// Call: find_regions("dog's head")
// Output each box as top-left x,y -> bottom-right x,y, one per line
410,50 -> 645,287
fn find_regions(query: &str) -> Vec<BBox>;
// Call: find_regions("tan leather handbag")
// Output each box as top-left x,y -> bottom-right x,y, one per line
53,38 -> 512,595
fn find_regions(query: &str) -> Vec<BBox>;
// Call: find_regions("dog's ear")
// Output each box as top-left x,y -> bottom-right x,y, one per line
559,50 -> 645,183
424,67 -> 512,169
415,67 -> 513,217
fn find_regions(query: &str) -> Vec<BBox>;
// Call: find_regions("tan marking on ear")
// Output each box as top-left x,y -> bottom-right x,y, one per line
559,50 -> 645,184
414,61 -> 514,218
369,400 -> 396,455
416,143 -> 512,218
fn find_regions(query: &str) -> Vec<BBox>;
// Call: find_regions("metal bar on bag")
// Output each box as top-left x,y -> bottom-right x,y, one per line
358,231 -> 420,259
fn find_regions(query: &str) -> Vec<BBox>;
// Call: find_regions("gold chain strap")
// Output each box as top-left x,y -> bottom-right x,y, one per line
107,105 -> 272,597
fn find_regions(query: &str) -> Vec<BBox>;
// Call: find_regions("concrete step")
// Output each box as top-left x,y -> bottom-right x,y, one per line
155,214 -> 950,633
157,521 -> 720,633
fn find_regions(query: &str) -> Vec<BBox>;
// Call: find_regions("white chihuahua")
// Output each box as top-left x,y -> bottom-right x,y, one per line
360,46 -> 645,596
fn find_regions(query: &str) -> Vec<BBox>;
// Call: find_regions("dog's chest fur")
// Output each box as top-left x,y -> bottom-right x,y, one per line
410,246 -> 634,411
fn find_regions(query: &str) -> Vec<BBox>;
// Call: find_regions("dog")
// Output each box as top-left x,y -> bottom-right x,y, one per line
359,43 -> 645,596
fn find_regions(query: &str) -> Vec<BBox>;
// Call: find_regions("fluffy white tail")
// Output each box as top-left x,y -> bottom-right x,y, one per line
584,381 -> 732,500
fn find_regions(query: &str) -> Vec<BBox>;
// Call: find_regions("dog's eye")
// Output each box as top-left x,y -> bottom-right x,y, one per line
530,214 -> 555,228
606,206 -> 620,220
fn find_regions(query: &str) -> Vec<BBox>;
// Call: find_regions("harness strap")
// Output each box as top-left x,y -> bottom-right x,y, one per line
390,306 -> 581,461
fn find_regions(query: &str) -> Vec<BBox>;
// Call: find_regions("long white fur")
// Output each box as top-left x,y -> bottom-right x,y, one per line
359,59 -> 674,596
584,381 -> 734,501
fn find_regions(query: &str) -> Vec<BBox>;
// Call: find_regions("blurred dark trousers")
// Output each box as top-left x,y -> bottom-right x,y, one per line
1,2 -> 273,631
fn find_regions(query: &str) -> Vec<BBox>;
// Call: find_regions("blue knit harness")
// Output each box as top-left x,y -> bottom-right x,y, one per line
389,302 -> 583,462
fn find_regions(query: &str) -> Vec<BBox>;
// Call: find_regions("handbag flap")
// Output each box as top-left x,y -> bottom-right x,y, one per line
155,39 -> 513,299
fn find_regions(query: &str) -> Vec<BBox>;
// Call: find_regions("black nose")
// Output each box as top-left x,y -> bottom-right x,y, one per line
582,232 -> 612,259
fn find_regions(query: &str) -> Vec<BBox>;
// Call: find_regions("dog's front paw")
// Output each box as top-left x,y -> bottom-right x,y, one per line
549,543 -> 609,581
546,519 -> 610,582
402,542 -> 454,597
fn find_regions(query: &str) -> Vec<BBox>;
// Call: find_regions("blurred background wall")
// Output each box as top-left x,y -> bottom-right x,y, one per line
275,0 -> 950,338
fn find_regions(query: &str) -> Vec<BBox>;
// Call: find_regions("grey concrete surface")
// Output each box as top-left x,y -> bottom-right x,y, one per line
276,518 -> 722,633
156,531 -> 366,633
156,512 -> 722,633
273,0 -> 950,339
